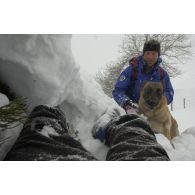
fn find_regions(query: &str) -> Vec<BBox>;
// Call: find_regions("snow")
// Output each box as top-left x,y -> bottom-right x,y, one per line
0,93 -> 9,107
156,126 -> 195,160
172,106 -> 195,133
39,125 -> 60,137
155,90 -> 195,161
0,34 -> 195,161
0,35 -> 124,160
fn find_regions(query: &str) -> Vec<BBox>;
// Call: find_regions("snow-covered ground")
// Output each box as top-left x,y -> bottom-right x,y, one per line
155,88 -> 195,160
172,105 -> 195,133
0,34 -> 195,161
155,105 -> 195,160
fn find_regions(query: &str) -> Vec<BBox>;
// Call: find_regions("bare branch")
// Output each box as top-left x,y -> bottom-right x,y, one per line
96,34 -> 192,97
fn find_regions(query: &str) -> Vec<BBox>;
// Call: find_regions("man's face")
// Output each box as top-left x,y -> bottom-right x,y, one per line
143,51 -> 158,67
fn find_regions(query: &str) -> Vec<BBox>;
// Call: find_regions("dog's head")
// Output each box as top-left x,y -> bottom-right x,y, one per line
140,81 -> 164,110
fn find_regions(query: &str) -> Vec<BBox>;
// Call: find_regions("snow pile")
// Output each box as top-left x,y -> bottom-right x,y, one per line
156,127 -> 195,161
0,35 -> 78,108
0,35 -> 124,159
0,35 -> 123,116
155,104 -> 195,160
0,93 -> 9,107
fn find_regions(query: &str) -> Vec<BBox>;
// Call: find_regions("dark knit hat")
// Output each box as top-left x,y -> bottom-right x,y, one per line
143,39 -> 161,56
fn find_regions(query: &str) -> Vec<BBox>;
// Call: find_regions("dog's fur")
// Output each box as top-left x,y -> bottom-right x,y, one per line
138,81 -> 179,140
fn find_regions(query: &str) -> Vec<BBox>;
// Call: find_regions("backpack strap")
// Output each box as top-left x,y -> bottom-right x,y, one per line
129,57 -> 138,80
129,57 -> 165,81
159,66 -> 165,90
159,66 -> 165,80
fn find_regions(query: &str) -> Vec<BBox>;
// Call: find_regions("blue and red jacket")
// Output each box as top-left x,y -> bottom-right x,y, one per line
112,55 -> 174,107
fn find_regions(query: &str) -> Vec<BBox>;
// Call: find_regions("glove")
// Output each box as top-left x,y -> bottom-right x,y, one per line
122,100 -> 138,115
126,107 -> 138,115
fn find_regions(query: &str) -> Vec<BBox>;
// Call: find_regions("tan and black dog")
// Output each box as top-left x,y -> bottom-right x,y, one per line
138,81 -> 179,140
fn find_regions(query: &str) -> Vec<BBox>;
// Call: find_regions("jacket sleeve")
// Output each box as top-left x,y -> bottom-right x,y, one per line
112,66 -> 132,107
163,71 -> 174,105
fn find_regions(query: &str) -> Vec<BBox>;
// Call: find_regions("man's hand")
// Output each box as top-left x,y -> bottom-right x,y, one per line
125,104 -> 132,110
126,107 -> 138,115
123,100 -> 139,115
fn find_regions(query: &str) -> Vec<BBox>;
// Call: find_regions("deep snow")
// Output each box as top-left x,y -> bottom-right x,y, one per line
0,34 -> 195,160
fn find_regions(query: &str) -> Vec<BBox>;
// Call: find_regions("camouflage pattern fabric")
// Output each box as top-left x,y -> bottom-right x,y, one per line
4,105 -> 96,161
105,114 -> 170,161
5,106 -> 169,161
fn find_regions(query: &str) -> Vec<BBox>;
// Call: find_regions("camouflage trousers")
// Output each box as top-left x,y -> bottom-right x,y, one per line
5,105 -> 169,161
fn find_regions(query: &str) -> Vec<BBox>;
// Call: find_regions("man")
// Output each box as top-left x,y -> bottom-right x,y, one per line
112,39 -> 174,114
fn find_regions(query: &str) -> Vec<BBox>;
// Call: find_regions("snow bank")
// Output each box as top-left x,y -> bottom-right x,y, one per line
156,127 -> 195,161
0,93 -> 9,107
0,35 -> 124,159
0,35 -> 78,108
0,35 -> 123,116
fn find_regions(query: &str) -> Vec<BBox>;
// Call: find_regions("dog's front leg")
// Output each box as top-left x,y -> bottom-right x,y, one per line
164,121 -> 172,140
164,129 -> 171,140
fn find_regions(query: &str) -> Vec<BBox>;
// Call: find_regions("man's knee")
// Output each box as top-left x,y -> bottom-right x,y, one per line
24,105 -> 69,135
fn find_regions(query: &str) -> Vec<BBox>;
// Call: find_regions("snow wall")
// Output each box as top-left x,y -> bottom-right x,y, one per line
0,35 -> 124,158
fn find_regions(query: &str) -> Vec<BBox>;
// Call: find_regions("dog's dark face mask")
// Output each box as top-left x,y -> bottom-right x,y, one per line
143,84 -> 163,110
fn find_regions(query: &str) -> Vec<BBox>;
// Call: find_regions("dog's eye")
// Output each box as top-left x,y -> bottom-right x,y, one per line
145,87 -> 152,94
156,88 -> 162,96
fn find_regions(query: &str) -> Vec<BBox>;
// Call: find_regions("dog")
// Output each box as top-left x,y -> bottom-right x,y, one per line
138,81 -> 179,140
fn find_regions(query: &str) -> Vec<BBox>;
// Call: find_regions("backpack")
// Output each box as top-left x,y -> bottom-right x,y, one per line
129,57 -> 165,81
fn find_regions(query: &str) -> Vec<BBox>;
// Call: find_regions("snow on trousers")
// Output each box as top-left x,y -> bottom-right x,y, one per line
4,105 -> 96,161
105,115 -> 170,161
4,106 -> 169,161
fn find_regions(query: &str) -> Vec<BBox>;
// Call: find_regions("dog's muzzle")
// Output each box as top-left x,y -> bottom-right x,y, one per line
146,100 -> 158,109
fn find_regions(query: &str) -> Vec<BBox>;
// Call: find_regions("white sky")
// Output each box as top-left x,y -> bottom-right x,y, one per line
71,34 -> 124,75
71,34 -> 195,90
